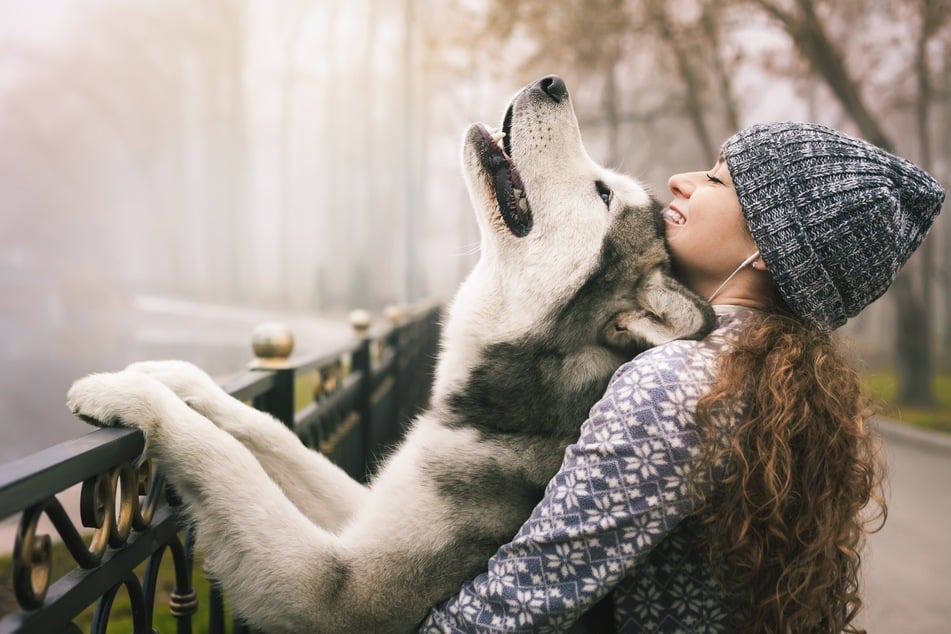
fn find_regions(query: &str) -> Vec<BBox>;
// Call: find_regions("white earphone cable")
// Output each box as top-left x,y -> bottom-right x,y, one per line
707,251 -> 761,302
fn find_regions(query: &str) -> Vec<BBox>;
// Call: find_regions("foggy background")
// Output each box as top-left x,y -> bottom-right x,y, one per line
1,0 -> 948,462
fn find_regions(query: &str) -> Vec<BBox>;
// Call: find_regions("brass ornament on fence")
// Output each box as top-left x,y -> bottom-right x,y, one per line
11,458 -> 164,612
169,589 -> 200,618
80,469 -> 116,557
109,462 -> 137,547
133,460 -> 159,530
13,514 -> 52,610
310,368 -> 324,400
372,339 -> 386,365
323,364 -> 340,394
251,322 -> 295,369
313,362 -> 343,401
349,309 -> 372,337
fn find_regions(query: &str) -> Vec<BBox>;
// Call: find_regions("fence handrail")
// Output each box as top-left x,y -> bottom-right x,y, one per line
0,428 -> 143,521
0,303 -> 442,634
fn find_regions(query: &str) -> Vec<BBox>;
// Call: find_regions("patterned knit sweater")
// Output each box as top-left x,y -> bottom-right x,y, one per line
421,306 -> 753,633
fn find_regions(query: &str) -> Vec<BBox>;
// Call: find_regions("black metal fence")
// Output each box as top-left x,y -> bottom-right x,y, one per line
0,304 -> 441,633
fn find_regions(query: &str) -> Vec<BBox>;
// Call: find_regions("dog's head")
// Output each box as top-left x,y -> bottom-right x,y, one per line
442,76 -> 713,392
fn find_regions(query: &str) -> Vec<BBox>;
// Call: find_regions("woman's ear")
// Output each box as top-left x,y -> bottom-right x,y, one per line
752,258 -> 769,272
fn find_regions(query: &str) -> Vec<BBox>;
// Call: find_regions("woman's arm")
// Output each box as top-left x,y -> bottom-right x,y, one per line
421,338 -> 726,633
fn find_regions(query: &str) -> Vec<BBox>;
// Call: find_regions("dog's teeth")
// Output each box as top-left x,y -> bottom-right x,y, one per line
513,189 -> 529,210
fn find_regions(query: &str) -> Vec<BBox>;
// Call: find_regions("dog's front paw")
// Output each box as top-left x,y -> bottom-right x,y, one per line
125,360 -> 227,418
67,371 -> 176,433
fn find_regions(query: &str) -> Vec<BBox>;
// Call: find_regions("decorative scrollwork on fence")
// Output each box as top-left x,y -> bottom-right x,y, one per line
313,360 -> 345,402
90,572 -> 148,634
11,459 -> 163,611
142,530 -> 199,627
318,411 -> 362,455
12,509 -> 52,611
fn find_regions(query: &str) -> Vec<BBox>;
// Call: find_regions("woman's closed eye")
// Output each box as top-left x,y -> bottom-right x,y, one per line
706,173 -> 724,185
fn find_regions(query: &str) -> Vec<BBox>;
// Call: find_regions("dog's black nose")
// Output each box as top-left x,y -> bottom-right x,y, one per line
538,75 -> 568,103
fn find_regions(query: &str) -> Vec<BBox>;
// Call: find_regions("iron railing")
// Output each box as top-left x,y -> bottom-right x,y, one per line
0,304 -> 441,633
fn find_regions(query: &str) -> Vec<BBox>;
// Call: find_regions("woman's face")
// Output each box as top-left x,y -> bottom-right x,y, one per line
664,158 -> 761,301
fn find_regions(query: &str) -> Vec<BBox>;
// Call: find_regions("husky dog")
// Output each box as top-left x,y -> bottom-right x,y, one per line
67,76 -> 714,632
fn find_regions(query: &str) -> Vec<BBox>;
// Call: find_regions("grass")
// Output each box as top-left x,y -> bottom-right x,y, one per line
0,534 -> 224,633
862,370 -> 951,434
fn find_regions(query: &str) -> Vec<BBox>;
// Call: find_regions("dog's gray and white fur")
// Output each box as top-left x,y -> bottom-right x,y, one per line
67,76 -> 714,632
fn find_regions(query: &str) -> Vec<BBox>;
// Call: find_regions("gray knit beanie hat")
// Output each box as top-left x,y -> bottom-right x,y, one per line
722,122 -> 945,331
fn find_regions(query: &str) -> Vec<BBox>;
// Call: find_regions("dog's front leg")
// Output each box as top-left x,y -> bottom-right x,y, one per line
122,360 -> 368,532
66,370 -> 371,632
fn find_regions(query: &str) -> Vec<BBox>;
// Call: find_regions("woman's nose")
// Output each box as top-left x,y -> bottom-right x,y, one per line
668,172 -> 695,199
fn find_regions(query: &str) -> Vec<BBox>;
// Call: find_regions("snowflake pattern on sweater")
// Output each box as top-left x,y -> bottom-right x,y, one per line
421,307 -> 752,633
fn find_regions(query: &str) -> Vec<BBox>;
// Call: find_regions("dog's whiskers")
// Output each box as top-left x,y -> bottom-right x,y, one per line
448,241 -> 481,257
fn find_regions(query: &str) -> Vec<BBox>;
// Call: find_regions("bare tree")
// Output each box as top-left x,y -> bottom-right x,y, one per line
645,0 -> 717,159
698,0 -> 741,133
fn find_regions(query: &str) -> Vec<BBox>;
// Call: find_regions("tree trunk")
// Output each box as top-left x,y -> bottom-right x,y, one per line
700,0 -> 740,133
893,276 -> 935,405
647,0 -> 716,159
903,1 -> 938,406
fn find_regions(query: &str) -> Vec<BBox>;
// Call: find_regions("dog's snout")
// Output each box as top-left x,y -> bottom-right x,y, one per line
538,75 -> 568,103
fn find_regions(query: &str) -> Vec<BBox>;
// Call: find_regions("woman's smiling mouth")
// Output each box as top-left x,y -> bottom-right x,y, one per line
664,206 -> 686,225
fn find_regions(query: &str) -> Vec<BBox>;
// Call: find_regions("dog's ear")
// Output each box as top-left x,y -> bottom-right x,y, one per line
604,271 -> 715,350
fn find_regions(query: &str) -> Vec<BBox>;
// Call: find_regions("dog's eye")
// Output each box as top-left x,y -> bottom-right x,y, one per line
595,180 -> 613,208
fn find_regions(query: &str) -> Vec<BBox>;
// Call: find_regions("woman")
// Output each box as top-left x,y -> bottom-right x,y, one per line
420,122 -> 945,633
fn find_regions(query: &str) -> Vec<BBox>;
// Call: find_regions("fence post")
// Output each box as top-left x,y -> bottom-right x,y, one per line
249,322 -> 295,428
349,310 -> 373,482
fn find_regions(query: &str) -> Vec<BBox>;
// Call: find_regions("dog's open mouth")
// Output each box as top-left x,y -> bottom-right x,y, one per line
473,105 -> 532,237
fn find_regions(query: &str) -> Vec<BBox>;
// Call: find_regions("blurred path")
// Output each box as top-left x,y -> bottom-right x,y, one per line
0,294 -> 354,462
858,419 -> 951,633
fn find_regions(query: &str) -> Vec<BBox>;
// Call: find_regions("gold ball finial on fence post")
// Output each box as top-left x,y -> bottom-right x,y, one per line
383,304 -> 408,326
250,322 -> 294,369
349,309 -> 372,338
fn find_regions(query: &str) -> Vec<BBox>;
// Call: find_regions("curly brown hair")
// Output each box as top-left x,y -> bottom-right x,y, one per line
693,310 -> 887,633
